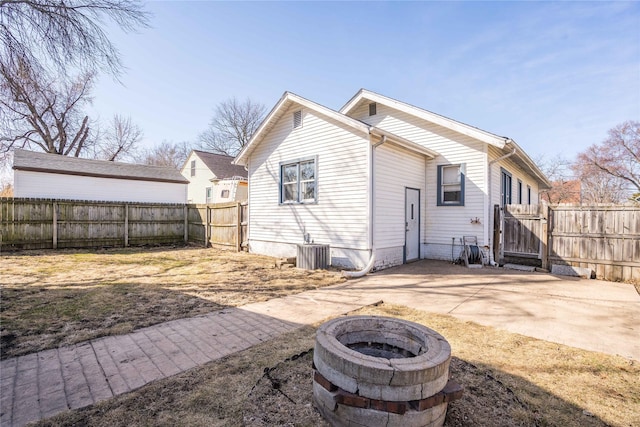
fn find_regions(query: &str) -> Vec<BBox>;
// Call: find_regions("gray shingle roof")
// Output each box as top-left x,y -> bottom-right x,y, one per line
193,150 -> 247,179
13,149 -> 189,183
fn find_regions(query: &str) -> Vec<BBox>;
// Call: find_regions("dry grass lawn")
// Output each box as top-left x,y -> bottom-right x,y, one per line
0,246 -> 344,359
33,304 -> 639,427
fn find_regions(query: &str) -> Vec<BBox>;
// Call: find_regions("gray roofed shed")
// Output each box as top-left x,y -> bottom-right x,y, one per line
13,149 -> 189,184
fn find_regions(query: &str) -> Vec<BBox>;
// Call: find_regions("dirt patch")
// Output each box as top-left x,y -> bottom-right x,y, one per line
33,304 -> 639,427
0,246 -> 344,359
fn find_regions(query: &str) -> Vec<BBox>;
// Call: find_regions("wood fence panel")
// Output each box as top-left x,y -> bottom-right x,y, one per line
502,204 -> 544,258
0,198 -> 55,249
549,205 -> 640,282
187,204 -> 207,245
207,202 -> 240,249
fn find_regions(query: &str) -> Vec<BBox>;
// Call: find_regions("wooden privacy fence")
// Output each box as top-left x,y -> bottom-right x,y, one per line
187,202 -> 247,251
497,203 -> 639,282
0,198 -> 247,252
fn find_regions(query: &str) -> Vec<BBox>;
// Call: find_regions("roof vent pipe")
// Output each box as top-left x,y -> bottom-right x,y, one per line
342,135 -> 386,278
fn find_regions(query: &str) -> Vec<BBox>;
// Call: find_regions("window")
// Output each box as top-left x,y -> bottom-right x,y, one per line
527,185 -> 532,205
190,160 -> 196,177
369,103 -> 377,116
293,110 -> 302,129
517,180 -> 523,204
221,189 -> 230,198
205,187 -> 212,203
280,158 -> 317,203
437,164 -> 465,206
501,168 -> 512,206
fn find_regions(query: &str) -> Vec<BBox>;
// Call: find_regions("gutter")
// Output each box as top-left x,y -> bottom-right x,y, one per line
342,135 -> 387,278
487,145 -> 517,266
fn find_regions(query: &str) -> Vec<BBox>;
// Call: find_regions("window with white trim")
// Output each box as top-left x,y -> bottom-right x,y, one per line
437,164 -> 465,206
205,187 -> 212,203
280,158 -> 316,203
527,185 -> 532,205
369,103 -> 377,116
190,160 -> 196,177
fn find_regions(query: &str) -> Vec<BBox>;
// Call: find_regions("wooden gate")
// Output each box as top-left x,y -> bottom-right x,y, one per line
496,204 -> 548,268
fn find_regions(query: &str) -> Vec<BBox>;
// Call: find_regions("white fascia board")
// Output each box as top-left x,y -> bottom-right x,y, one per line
370,127 -> 437,159
234,92 -> 370,166
341,89 -> 508,149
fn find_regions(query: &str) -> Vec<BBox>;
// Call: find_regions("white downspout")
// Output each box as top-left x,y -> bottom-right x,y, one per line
343,135 -> 386,278
487,145 -> 517,266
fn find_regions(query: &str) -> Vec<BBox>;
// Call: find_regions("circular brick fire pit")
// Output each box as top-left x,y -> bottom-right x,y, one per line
313,316 -> 462,427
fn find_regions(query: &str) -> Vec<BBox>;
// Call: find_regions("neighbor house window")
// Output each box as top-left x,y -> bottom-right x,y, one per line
221,189 -> 230,198
293,110 -> 302,129
437,164 -> 465,206
280,158 -> 317,203
517,180 -> 523,204
527,185 -> 532,205
205,187 -> 212,203
369,102 -> 377,116
501,168 -> 512,206
190,160 -> 196,177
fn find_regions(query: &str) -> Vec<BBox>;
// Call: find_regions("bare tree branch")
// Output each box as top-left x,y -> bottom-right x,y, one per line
137,140 -> 192,169
199,97 -> 266,157
0,0 -> 150,78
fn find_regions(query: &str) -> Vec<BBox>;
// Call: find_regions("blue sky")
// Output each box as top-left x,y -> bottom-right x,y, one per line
91,1 -> 640,163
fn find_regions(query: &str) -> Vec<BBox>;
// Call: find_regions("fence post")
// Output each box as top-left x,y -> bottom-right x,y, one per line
184,205 -> 189,243
236,202 -> 242,252
540,203 -> 549,270
124,204 -> 129,247
205,205 -> 210,248
52,201 -> 58,249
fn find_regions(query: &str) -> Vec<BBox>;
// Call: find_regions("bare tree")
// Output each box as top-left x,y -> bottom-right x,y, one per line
137,141 -> 192,169
199,97 -> 266,157
95,114 -> 142,161
535,154 -> 581,204
0,63 -> 96,157
572,162 -> 627,204
0,178 -> 12,197
0,0 -> 149,78
576,121 -> 640,195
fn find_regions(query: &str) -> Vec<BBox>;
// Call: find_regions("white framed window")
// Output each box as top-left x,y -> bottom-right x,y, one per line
369,103 -> 377,116
527,185 -> 532,205
205,186 -> 212,203
280,157 -> 317,204
190,160 -> 196,177
221,189 -> 230,198
437,164 -> 465,206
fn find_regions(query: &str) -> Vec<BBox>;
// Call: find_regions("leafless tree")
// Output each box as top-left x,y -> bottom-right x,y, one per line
95,114 -> 142,161
576,121 -> 640,194
199,97 -> 266,157
0,0 -> 149,78
535,154 -> 581,204
0,62 -> 96,157
0,177 -> 12,197
137,141 -> 192,169
572,121 -> 640,203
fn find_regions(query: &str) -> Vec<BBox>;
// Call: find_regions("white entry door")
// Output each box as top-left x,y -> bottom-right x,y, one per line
405,188 -> 420,262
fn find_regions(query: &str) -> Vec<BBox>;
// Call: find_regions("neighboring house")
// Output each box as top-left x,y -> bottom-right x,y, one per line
233,89 -> 551,270
540,179 -> 582,204
13,149 -> 188,203
180,150 -> 248,204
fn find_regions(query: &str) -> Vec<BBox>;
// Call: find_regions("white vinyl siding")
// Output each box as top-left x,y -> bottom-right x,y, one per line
14,170 -> 187,203
181,152 -> 216,204
374,144 -> 426,267
349,102 -> 487,248
247,105 -> 370,263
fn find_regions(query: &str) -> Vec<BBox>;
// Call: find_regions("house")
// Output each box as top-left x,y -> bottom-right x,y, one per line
12,149 -> 188,203
233,89 -> 551,270
180,150 -> 248,204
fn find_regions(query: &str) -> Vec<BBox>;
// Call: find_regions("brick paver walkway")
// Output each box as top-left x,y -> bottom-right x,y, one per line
0,285 -> 380,427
